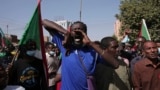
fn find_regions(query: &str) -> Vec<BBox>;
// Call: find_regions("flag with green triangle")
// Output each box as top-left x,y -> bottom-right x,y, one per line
138,19 -> 151,40
18,0 -> 48,86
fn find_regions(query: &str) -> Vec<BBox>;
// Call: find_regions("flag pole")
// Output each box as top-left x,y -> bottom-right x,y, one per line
10,49 -> 20,64
38,0 -> 49,86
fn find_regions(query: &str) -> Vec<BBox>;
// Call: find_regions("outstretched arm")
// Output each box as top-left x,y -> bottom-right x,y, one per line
77,30 -> 119,68
42,19 -> 72,48
89,42 -> 119,69
42,19 -> 67,35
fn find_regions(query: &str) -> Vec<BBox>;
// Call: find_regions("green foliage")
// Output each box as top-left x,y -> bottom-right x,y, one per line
112,34 -> 118,41
117,0 -> 160,41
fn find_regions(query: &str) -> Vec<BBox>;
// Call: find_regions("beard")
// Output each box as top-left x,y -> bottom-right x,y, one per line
72,39 -> 83,48
71,35 -> 84,48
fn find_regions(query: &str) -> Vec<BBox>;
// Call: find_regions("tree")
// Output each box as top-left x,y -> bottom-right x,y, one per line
116,0 -> 160,41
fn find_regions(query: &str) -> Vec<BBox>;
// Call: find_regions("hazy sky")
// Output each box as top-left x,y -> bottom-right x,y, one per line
0,0 -> 120,41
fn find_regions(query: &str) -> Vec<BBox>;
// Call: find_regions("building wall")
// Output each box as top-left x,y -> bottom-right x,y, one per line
55,20 -> 72,30
5,34 -> 18,43
114,19 -> 122,41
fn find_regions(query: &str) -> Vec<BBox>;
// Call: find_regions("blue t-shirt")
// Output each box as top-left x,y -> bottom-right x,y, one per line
52,32 -> 97,90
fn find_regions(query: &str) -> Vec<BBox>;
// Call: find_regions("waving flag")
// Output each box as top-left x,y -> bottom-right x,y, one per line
0,28 -> 11,47
138,19 -> 151,40
18,0 -> 48,86
121,35 -> 130,43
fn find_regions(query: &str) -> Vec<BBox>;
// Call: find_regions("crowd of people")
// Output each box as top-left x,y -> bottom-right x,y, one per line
0,19 -> 160,90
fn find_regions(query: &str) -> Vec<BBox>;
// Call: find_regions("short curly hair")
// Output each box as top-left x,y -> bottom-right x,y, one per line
100,37 -> 117,49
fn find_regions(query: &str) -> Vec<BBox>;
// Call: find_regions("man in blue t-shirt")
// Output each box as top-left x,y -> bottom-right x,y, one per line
42,19 -> 119,90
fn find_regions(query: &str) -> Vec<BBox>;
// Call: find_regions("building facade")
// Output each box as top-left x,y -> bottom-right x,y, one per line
55,20 -> 72,30
114,19 -> 122,41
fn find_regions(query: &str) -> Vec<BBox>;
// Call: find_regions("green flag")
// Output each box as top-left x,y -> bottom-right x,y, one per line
139,19 -> 151,40
18,0 -> 48,85
0,27 -> 12,47
19,6 -> 41,49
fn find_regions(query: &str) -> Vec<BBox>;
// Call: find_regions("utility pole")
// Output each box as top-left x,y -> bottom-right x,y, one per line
6,25 -> 8,38
80,0 -> 82,21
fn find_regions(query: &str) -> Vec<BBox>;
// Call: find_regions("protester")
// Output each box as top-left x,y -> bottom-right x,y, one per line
132,41 -> 160,90
95,37 -> 131,90
0,46 -> 6,69
42,19 -> 119,90
0,62 -> 8,90
118,43 -> 133,63
118,43 -> 130,66
8,39 -> 47,90
132,36 -> 146,56
3,44 -> 15,68
54,65 -> 62,90
0,52 -> 25,90
130,36 -> 146,75
155,40 -> 160,56
45,42 -> 61,90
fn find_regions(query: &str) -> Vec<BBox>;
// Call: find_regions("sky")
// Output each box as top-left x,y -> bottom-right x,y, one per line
0,0 -> 120,41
